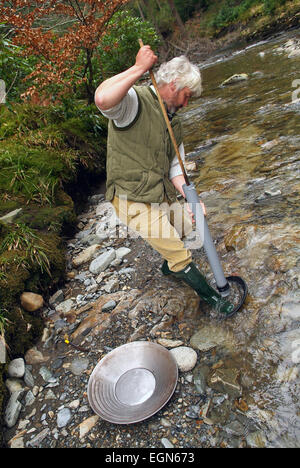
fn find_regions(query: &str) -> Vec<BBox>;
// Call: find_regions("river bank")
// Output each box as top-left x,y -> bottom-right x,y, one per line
163,0 -> 300,63
0,102 -> 108,445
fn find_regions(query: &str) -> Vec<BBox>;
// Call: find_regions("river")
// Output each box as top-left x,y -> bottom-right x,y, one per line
180,30 -> 300,448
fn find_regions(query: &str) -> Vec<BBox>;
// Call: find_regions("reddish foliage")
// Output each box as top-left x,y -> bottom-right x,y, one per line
0,0 -> 129,102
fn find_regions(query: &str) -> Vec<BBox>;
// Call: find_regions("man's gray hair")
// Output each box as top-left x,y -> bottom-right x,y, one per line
155,56 -> 202,97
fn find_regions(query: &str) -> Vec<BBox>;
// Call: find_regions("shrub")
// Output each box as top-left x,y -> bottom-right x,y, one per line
98,10 -> 160,79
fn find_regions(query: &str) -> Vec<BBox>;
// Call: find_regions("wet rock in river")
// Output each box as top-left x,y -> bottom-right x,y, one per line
190,325 -> 235,352
224,224 -> 254,252
193,364 -> 210,395
246,431 -> 267,448
208,368 -> 242,398
220,73 -> 249,86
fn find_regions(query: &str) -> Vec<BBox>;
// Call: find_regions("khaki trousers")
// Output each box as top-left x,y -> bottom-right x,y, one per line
112,195 -> 193,272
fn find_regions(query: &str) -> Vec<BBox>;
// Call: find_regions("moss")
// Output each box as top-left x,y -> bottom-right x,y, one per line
0,230 -> 65,359
0,252 -> 31,308
0,99 -> 108,432
0,221 -> 9,239
16,191 -> 76,234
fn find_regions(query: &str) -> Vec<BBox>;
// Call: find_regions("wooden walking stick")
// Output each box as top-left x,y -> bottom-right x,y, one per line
138,38 -> 190,186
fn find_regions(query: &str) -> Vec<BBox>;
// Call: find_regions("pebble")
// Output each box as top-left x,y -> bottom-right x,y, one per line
161,437 -> 174,448
27,428 -> 50,448
5,391 -> 23,428
24,367 -> 35,387
5,379 -> 23,394
25,348 -> 49,365
20,292 -> 44,312
72,244 -> 100,267
157,338 -> 184,348
8,358 -> 25,379
102,300 -> 117,311
55,299 -> 74,316
170,346 -> 198,372
24,390 -> 35,407
70,358 -> 89,376
116,247 -> 131,259
39,367 -> 55,383
57,408 -> 72,428
49,290 -> 64,307
77,415 -> 99,439
89,249 -> 116,274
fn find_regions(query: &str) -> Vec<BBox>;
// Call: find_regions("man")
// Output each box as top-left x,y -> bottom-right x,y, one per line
95,44 -> 234,315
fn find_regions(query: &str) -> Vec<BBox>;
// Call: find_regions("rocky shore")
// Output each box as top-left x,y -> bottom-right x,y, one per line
3,194 -> 267,449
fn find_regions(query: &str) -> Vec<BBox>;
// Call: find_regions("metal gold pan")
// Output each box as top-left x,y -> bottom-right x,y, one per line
87,341 -> 178,424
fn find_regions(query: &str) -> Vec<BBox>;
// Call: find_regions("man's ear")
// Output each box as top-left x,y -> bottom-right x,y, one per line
170,80 -> 177,93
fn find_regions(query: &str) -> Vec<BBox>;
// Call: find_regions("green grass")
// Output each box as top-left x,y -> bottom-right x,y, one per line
0,102 -> 107,208
0,223 -> 51,276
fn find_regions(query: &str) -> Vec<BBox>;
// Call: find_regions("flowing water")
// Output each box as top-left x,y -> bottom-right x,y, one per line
181,30 -> 300,447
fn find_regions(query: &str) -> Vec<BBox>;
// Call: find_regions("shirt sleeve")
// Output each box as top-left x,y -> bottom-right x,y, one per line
169,143 -> 185,179
96,87 -> 139,128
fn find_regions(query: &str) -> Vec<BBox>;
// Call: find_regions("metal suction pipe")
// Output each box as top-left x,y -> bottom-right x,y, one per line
183,182 -> 230,297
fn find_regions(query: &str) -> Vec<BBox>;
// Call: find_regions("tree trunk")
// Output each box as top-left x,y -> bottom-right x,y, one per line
167,0 -> 185,33
136,0 -> 146,21
143,0 -> 164,41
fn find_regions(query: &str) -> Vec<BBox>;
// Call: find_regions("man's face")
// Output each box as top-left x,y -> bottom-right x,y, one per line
166,83 -> 193,113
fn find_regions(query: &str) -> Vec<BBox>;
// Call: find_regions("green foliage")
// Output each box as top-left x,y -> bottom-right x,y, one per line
208,0 -> 289,30
98,10 -> 161,78
0,24 -> 37,103
0,101 -> 107,206
0,223 -> 51,275
262,0 -> 288,14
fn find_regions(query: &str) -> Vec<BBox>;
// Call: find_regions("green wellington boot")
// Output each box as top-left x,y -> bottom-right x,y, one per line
161,260 -> 235,315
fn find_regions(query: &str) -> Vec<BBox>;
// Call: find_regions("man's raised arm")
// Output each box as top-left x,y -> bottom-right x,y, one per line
94,45 -> 157,111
